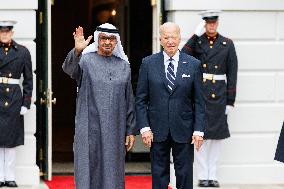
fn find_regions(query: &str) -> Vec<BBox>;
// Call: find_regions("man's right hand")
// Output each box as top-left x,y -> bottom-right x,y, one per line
73,26 -> 93,56
191,135 -> 204,151
194,20 -> 206,37
141,130 -> 153,148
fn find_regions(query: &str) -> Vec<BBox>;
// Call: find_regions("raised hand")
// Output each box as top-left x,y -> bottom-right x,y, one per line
73,26 -> 93,56
194,20 -> 206,37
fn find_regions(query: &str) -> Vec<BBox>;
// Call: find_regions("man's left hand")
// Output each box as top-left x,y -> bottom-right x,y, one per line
191,135 -> 203,151
20,106 -> 28,115
125,135 -> 135,152
225,105 -> 234,115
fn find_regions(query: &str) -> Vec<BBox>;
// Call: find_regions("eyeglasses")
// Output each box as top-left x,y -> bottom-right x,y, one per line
99,35 -> 117,42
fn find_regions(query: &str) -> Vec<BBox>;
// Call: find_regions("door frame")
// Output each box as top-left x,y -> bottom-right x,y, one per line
36,0 -> 165,180
36,0 -> 53,181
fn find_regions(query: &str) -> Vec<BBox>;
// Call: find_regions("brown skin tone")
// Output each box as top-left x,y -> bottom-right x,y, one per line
142,22 -> 203,151
97,33 -> 117,56
72,26 -> 135,151
205,20 -> 219,37
0,29 -> 13,44
73,26 -> 93,56
73,26 -> 118,57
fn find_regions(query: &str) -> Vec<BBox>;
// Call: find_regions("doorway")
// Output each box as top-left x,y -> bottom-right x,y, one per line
50,0 -> 153,170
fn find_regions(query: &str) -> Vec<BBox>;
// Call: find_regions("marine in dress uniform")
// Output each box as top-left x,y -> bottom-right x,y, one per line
181,10 -> 238,187
0,21 -> 33,187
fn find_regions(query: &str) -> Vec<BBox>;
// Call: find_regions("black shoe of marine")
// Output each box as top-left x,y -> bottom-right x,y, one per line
198,180 -> 210,187
5,181 -> 18,187
208,180 -> 220,187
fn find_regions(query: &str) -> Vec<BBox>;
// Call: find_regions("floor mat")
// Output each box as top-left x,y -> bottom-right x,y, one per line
45,176 -> 172,189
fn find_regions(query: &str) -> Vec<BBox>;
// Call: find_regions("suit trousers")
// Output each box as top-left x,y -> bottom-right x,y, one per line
0,148 -> 16,182
151,133 -> 194,189
195,140 -> 222,180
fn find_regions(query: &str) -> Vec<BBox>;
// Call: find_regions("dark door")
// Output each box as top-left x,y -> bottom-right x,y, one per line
36,0 -> 55,180
50,0 -> 153,169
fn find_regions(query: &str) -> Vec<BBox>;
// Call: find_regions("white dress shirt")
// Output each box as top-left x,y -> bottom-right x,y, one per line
140,51 -> 204,137
163,50 -> 179,76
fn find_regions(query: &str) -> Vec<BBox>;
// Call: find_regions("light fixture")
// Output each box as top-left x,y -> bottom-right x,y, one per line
111,9 -> 117,16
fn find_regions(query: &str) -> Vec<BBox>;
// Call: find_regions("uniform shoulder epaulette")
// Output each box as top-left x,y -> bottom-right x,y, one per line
220,36 -> 233,46
223,37 -> 232,43
16,44 -> 26,48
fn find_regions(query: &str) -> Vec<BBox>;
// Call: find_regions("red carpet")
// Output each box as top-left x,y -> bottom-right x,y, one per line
45,176 -> 172,189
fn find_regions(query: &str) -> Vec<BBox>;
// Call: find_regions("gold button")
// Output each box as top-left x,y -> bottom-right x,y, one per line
210,46 -> 213,48
4,48 -> 8,51
6,88 -> 9,92
210,41 -> 213,45
212,80 -> 216,84
203,64 -> 207,68
214,65 -> 218,69
5,102 -> 8,106
203,78 -> 206,83
211,94 -> 216,98
8,73 -> 12,77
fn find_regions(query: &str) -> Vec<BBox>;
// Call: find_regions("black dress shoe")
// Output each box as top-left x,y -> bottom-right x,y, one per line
198,180 -> 210,187
208,180 -> 220,187
0,182 -> 5,187
5,181 -> 18,187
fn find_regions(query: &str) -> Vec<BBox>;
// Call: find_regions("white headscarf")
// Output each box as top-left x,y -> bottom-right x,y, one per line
82,23 -> 129,63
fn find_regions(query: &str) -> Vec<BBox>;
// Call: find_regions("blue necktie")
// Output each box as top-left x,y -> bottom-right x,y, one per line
166,58 -> 175,91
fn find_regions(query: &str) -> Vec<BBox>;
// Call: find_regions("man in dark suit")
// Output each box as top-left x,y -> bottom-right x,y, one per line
136,22 -> 205,189
0,20 -> 33,187
181,10 -> 238,187
275,122 -> 284,163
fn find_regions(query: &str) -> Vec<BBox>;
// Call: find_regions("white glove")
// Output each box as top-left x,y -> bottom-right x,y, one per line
225,105 -> 234,115
20,106 -> 28,115
194,20 -> 206,37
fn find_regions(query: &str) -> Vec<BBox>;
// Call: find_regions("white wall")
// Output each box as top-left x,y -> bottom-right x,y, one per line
0,0 -> 39,186
166,0 -> 284,185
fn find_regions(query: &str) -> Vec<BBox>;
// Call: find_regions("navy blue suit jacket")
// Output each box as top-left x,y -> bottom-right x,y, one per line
136,51 -> 205,143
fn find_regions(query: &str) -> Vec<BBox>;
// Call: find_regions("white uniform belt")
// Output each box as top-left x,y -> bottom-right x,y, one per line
203,73 -> 226,80
0,77 -> 20,84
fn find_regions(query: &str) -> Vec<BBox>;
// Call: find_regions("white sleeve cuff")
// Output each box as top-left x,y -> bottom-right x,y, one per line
140,127 -> 151,134
193,131 -> 204,137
